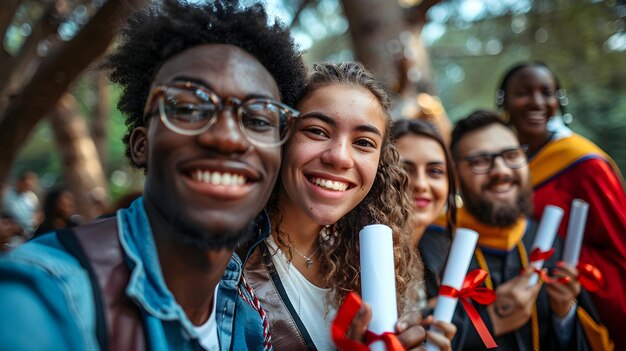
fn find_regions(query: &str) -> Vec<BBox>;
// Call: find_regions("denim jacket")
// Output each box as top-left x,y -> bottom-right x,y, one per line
0,197 -> 271,351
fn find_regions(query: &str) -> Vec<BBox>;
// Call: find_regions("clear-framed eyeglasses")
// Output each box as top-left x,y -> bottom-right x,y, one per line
143,80 -> 300,148
463,146 -> 529,174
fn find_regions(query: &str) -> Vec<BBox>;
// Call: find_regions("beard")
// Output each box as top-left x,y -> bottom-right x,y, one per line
171,214 -> 259,250
144,193 -> 262,251
461,177 -> 533,227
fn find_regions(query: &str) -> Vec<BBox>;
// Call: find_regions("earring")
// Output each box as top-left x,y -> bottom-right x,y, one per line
556,89 -> 568,106
455,193 -> 464,209
562,113 -> 573,124
318,224 -> 338,247
495,89 -> 505,106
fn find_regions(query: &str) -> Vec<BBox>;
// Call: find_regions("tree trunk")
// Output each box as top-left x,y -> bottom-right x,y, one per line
341,0 -> 408,90
0,0 -> 149,208
92,71 -> 110,168
340,0 -> 450,139
48,93 -> 108,221
341,0 -> 443,94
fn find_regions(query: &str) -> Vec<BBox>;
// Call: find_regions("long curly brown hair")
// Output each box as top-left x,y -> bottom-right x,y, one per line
268,61 -> 422,313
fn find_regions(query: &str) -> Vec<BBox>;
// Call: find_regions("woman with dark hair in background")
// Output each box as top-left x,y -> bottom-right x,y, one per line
497,61 -> 626,349
391,119 -> 457,307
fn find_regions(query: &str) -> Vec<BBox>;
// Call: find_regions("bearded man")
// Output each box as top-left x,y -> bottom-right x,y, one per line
447,110 -> 611,351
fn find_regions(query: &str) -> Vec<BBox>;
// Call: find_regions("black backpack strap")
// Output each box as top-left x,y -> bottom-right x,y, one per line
56,228 -> 108,351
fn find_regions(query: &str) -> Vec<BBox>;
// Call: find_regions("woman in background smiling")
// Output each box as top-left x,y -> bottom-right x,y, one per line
497,61 -> 625,349
391,119 -> 457,307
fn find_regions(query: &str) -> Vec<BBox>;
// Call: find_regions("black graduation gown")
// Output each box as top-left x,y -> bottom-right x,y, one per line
451,220 -> 599,351
419,225 -> 452,300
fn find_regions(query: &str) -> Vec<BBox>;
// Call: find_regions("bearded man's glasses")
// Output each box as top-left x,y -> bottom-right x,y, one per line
463,146 -> 528,174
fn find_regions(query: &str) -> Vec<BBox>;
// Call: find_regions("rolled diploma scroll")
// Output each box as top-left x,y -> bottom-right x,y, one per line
426,228 -> 479,351
360,224 -> 397,351
562,199 -> 589,266
528,205 -> 564,286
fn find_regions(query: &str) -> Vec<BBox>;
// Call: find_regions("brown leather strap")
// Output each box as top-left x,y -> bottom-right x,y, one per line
72,217 -> 147,351
244,242 -> 317,350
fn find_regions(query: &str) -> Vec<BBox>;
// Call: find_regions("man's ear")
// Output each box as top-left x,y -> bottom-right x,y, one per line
130,127 -> 148,167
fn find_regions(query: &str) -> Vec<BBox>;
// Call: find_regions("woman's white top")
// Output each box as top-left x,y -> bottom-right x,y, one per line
266,236 -> 336,351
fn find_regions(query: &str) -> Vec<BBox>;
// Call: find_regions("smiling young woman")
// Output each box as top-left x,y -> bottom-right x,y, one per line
244,62 -> 456,351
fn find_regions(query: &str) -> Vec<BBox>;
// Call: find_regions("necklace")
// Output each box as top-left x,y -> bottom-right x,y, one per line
291,245 -> 320,269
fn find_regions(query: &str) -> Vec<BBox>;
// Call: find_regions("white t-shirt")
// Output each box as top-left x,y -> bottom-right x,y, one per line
266,237 -> 336,351
193,285 -> 220,351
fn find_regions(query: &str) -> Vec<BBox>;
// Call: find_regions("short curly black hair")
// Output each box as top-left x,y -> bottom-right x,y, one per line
104,0 -> 307,167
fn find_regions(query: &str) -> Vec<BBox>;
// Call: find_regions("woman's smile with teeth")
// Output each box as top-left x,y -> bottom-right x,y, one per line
191,170 -> 246,186
309,176 -> 349,191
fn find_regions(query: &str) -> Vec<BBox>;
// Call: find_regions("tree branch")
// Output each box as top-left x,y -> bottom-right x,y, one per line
0,0 -> 22,69
405,0 -> 443,27
0,0 -> 149,194
290,0 -> 315,28
0,0 -> 21,39
0,0 -> 65,101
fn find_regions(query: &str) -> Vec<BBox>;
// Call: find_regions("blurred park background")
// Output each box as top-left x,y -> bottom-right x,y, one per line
1,0 -> 625,220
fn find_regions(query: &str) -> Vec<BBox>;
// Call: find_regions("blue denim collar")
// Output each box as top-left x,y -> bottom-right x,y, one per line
117,197 -> 194,332
116,197 -> 271,339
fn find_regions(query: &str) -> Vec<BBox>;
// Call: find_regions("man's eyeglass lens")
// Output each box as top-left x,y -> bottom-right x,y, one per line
465,148 -> 527,174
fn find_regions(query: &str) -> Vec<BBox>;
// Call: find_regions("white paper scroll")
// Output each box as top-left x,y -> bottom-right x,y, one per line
562,199 -> 589,266
426,228 -> 479,351
360,224 -> 397,351
528,205 -> 564,286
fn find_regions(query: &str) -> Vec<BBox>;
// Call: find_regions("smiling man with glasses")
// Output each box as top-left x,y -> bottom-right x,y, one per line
0,1 -> 307,350
445,109 -> 610,350
452,112 -> 532,226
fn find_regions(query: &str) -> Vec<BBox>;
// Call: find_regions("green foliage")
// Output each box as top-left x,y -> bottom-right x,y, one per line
10,0 -> 626,195
429,0 -> 626,169
3,0 -> 46,55
10,122 -> 61,186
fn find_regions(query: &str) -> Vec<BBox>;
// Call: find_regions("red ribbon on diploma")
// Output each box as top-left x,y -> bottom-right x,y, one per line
529,249 -> 604,290
576,263 -> 604,292
529,247 -> 555,262
438,269 -> 497,349
331,292 -> 405,351
528,248 -> 571,284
